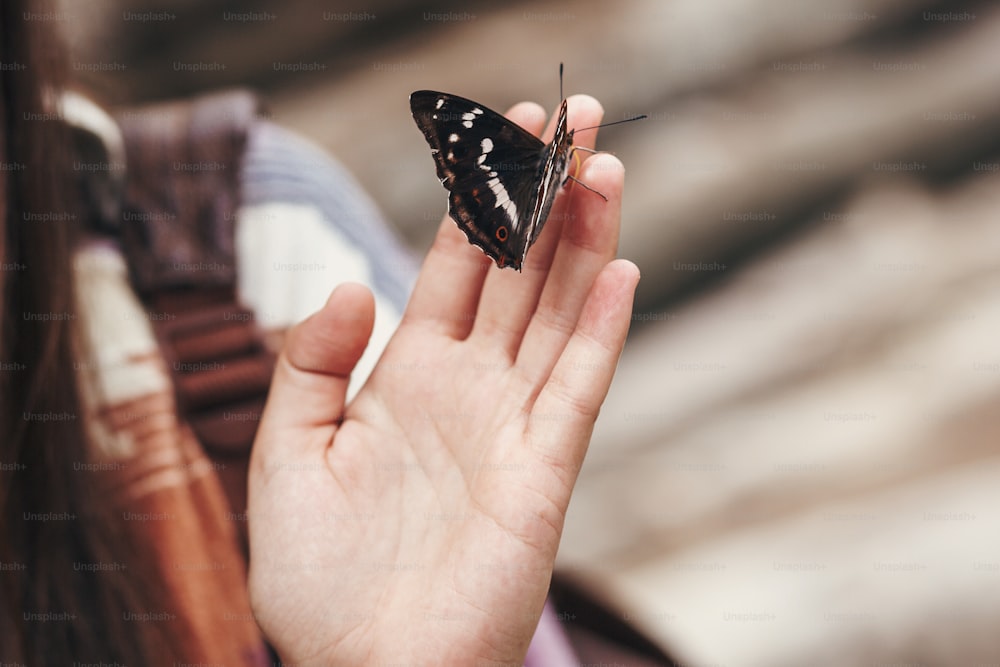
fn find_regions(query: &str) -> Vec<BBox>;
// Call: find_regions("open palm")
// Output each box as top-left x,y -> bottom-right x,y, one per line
248,95 -> 638,666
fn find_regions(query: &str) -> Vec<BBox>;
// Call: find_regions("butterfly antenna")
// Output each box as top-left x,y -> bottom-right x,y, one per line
559,62 -> 564,102
574,114 -> 648,133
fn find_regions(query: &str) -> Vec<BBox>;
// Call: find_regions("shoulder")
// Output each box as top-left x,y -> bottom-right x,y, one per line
236,120 -> 418,395
238,120 -> 417,314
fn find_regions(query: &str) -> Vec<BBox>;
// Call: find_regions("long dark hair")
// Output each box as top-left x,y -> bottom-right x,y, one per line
0,1 -> 173,662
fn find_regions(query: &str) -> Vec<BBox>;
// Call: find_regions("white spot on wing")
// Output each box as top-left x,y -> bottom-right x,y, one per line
501,200 -> 517,224
448,133 -> 459,143
462,112 -> 476,121
462,120 -> 473,128
485,176 -> 519,229
472,108 -> 484,115
476,138 -> 493,168
435,98 -> 445,110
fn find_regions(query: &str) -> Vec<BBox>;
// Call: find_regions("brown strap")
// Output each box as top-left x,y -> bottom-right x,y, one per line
112,91 -> 272,552
147,288 -> 274,553
115,89 -> 260,294
151,290 -> 273,453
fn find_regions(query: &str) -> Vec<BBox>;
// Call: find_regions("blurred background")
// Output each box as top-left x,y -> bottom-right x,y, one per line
62,0 -> 1000,664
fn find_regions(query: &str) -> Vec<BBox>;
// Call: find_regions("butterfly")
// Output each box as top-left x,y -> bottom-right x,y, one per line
410,66 -> 643,271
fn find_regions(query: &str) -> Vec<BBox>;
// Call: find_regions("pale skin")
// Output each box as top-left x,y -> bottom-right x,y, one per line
247,94 -> 638,666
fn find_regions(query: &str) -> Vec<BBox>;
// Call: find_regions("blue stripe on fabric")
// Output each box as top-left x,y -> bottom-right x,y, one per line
241,121 -> 418,311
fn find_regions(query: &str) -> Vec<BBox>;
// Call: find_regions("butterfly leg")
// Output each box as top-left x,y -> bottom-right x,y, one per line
563,147 -> 609,201
564,175 -> 609,201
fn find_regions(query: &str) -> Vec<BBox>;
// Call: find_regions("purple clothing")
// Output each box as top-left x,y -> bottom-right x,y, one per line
525,599 -> 579,666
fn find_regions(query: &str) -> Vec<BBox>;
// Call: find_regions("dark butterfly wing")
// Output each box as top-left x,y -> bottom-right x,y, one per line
410,90 -> 546,270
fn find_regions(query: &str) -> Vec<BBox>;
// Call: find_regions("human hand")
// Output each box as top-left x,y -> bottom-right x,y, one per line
248,94 -> 638,666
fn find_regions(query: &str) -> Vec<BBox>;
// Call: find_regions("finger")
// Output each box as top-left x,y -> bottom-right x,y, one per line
470,95 -> 605,360
255,283 -> 375,460
402,101 -> 548,340
515,152 -> 625,387
526,260 -> 639,483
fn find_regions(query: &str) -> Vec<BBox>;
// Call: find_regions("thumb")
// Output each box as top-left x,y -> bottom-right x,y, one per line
259,282 -> 375,437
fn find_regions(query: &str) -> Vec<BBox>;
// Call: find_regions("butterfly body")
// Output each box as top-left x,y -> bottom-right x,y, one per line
410,90 -> 574,271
